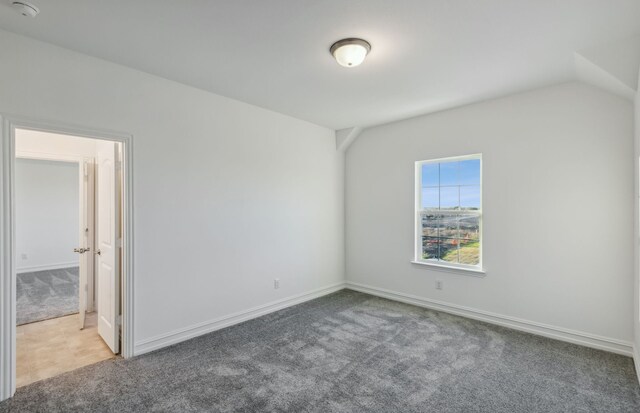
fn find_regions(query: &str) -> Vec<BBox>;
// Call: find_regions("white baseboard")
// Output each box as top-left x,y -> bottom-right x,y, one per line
134,282 -> 346,356
133,280 -> 635,359
16,262 -> 79,274
346,281 -> 634,357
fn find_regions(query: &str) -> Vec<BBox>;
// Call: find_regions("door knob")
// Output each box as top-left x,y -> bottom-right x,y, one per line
95,249 -> 101,256
73,247 -> 90,254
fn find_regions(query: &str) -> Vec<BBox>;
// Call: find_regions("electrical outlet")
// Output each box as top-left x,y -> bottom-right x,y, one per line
436,280 -> 443,290
274,278 -> 280,289
21,253 -> 27,260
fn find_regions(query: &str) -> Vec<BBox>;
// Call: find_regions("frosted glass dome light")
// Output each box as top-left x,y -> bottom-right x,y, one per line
330,38 -> 371,68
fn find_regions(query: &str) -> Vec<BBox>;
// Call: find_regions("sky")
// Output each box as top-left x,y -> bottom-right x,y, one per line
421,159 -> 480,209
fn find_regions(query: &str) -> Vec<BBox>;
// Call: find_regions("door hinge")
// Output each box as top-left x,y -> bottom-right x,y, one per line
83,161 -> 89,177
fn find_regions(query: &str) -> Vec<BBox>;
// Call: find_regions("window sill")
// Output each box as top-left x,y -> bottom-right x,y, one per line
410,260 -> 486,276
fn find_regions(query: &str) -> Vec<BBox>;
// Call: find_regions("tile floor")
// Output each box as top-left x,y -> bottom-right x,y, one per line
16,312 -> 116,387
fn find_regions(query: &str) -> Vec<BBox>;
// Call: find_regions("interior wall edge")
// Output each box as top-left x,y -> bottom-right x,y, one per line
346,281 -> 634,357
634,68 -> 640,385
134,282 -> 346,356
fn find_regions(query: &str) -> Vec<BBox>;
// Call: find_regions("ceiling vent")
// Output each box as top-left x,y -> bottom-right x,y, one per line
11,1 -> 39,17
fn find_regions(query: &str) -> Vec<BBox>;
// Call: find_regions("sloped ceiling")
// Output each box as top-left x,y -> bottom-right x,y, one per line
575,34 -> 640,100
0,0 -> 639,130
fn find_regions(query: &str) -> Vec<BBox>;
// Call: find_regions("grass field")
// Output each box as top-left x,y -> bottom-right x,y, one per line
442,241 -> 479,265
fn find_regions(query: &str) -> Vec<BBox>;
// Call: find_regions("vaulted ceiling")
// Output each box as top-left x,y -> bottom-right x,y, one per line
0,0 -> 639,130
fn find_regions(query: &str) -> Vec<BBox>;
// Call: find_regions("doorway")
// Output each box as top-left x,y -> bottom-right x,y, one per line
0,117 -> 134,400
15,129 -> 123,386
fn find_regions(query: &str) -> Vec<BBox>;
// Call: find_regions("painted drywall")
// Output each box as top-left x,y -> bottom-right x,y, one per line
0,30 -> 344,349
634,71 -> 640,376
15,159 -> 79,272
346,82 -> 634,347
577,34 -> 640,92
16,129 -> 98,158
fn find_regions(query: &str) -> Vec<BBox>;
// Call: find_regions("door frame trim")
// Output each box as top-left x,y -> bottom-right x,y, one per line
0,114 -> 135,400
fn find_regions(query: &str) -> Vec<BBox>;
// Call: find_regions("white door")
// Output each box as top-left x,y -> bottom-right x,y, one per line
96,141 -> 120,354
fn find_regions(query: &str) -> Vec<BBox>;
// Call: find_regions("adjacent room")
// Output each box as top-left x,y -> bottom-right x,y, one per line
16,157 -> 79,327
0,1 -> 639,412
13,129 -> 122,387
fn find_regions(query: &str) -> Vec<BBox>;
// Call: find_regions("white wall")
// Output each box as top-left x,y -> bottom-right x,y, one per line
0,30 -> 344,351
16,129 -> 98,158
634,70 -> 640,376
15,159 -> 79,272
346,82 -> 634,352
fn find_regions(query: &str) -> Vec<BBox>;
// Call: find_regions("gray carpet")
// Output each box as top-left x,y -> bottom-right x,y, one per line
1,290 -> 639,412
16,267 -> 79,325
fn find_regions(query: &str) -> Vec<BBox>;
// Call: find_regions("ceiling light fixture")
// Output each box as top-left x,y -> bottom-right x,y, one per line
11,1 -> 39,17
330,38 -> 371,68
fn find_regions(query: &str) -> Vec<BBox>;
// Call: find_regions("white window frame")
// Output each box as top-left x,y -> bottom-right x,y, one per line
413,153 -> 484,274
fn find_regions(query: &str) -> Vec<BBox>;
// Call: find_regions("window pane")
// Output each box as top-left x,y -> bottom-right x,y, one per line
459,159 -> 480,185
458,238 -> 480,265
440,186 -> 459,209
422,237 -> 441,260
421,212 -> 440,237
439,215 -> 458,238
421,187 -> 439,209
460,185 -> 480,210
439,161 -> 458,186
417,156 -> 481,268
439,238 -> 459,264
422,163 -> 439,187
459,215 -> 480,242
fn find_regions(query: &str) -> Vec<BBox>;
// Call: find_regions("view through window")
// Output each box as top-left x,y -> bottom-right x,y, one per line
416,155 -> 482,269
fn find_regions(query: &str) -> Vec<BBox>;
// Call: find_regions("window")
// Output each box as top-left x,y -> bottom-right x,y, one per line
415,154 -> 482,272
